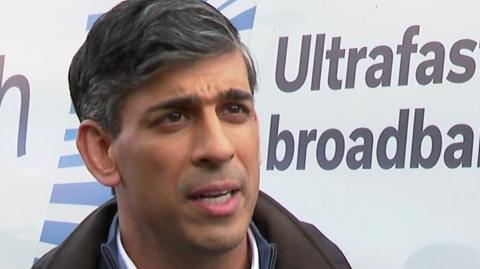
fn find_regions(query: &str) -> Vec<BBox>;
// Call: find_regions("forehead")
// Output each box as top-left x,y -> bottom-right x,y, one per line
133,50 -> 251,102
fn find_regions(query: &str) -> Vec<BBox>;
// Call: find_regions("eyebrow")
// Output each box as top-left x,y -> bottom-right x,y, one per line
219,88 -> 254,102
144,88 -> 253,114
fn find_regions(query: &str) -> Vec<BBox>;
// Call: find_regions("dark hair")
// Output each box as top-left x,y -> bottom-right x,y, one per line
69,0 -> 257,136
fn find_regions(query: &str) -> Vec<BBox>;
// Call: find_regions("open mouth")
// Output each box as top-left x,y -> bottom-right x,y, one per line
196,189 -> 239,204
187,185 -> 241,215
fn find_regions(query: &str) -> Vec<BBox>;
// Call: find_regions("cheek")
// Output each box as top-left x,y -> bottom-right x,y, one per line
232,126 -> 260,172
140,143 -> 189,185
117,142 -> 188,212
115,137 -> 188,189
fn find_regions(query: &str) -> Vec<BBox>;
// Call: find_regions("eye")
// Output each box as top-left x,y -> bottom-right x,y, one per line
226,104 -> 245,114
150,111 -> 190,132
165,112 -> 184,123
220,103 -> 251,123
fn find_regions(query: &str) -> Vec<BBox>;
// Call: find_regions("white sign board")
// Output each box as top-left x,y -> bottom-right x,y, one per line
0,1 -> 478,268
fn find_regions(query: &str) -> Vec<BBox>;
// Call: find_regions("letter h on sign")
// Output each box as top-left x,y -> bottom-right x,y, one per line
0,55 -> 30,157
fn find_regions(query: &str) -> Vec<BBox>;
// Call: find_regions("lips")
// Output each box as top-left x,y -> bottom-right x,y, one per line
187,182 -> 241,216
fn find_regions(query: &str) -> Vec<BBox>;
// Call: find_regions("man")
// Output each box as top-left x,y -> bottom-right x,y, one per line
34,0 -> 351,268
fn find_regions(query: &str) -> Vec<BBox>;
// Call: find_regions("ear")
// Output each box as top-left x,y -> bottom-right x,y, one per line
76,119 -> 121,187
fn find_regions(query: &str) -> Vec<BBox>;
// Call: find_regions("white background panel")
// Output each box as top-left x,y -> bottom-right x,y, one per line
0,0 -> 479,268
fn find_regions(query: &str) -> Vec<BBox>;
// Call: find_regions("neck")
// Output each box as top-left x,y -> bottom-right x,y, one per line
120,226 -> 250,269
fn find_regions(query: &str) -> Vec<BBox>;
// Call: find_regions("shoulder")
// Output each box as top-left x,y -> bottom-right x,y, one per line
32,199 -> 118,269
253,191 -> 351,269
31,247 -> 59,269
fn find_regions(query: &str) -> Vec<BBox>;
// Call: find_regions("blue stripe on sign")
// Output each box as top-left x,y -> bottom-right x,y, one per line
230,7 -> 256,31
64,128 -> 78,141
58,154 -> 84,168
69,103 -> 76,114
50,182 -> 112,206
39,220 -> 78,245
86,14 -> 102,30
216,0 -> 237,11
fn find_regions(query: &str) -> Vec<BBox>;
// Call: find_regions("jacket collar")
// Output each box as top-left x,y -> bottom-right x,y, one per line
99,214 -> 121,269
249,222 -> 277,269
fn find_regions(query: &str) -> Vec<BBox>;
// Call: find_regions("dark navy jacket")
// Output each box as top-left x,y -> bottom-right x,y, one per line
33,191 -> 351,269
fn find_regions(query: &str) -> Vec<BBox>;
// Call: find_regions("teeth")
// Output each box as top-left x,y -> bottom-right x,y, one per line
201,190 -> 230,198
200,191 -> 232,204
213,191 -> 229,196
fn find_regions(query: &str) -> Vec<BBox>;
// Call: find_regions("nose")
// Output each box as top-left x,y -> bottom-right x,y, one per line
191,111 -> 235,168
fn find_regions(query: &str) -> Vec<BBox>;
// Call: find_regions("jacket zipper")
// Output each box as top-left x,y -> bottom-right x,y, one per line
268,245 -> 278,269
101,245 -> 120,269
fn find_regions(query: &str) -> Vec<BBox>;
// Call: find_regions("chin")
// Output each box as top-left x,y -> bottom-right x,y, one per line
189,223 -> 248,254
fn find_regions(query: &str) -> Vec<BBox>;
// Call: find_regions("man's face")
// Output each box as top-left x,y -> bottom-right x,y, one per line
110,50 -> 260,254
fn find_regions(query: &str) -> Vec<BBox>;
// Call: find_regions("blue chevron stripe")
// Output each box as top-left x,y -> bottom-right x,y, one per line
63,128 -> 78,141
39,220 -> 78,245
58,154 -> 84,168
49,182 -> 112,206
69,104 -> 76,114
230,6 -> 256,31
86,14 -> 102,31
216,0 -> 237,11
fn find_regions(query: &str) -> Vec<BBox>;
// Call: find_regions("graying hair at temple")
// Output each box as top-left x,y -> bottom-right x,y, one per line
68,0 -> 257,136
